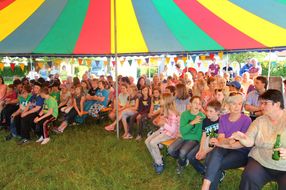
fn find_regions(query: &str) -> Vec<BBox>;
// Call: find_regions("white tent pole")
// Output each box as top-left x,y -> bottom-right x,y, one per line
148,57 -> 151,80
114,0 -> 119,139
186,53 -> 189,75
226,52 -> 229,78
267,50 -> 272,90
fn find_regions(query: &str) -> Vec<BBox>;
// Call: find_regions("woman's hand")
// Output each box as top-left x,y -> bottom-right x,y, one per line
276,148 -> 286,160
230,131 -> 247,141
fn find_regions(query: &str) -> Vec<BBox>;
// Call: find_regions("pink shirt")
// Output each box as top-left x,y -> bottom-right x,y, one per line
0,84 -> 7,101
162,111 -> 180,138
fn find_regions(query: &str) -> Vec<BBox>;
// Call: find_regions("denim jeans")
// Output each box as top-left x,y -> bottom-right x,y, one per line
168,138 -> 198,166
240,158 -> 286,190
205,147 -> 249,190
187,144 -> 207,175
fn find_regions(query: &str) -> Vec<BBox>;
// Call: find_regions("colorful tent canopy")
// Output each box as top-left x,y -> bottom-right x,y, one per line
0,0 -> 286,55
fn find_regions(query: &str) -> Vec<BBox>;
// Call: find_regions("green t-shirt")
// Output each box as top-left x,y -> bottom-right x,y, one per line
18,94 -> 32,111
50,91 -> 60,103
60,70 -> 68,81
43,96 -> 58,118
180,110 -> 205,141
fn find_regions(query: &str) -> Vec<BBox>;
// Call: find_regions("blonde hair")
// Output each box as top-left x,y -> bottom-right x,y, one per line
161,93 -> 178,116
226,93 -> 243,104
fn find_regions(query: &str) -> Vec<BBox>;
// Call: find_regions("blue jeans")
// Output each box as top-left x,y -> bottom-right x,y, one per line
168,138 -> 198,166
240,158 -> 286,190
187,144 -> 207,176
205,147 -> 249,190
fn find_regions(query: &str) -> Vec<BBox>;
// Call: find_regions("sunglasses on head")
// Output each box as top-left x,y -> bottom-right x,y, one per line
229,92 -> 243,96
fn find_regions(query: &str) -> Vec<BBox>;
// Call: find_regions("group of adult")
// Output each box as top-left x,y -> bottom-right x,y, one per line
0,56 -> 285,190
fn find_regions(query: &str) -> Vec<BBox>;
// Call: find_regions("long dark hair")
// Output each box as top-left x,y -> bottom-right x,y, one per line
136,76 -> 145,90
0,76 -> 4,85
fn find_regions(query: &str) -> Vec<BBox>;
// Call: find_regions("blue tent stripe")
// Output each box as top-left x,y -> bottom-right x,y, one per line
231,0 -> 286,29
132,0 -> 184,52
0,0 -> 67,53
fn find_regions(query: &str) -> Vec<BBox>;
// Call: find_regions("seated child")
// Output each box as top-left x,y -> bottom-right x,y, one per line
145,92 -> 180,174
168,96 -> 206,175
135,85 -> 151,140
34,87 -> 58,145
187,100 -> 221,176
5,85 -> 32,140
55,85 -> 83,133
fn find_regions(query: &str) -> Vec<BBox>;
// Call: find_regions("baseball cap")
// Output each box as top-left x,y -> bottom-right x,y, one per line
227,81 -> 241,90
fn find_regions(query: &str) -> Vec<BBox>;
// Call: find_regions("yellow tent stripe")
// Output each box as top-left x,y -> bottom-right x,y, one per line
198,0 -> 286,47
111,0 -> 148,53
0,0 -> 45,42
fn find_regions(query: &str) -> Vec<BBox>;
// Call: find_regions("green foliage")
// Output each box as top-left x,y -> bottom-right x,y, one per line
138,66 -> 158,78
0,121 -> 277,190
0,66 -> 28,81
74,66 -> 80,77
262,62 -> 286,77
229,52 -> 286,77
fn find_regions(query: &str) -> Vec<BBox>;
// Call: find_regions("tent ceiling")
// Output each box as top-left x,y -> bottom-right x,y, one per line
0,0 -> 286,55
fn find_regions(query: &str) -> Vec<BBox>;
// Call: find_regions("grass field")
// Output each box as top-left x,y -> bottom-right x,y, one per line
0,120 -> 277,190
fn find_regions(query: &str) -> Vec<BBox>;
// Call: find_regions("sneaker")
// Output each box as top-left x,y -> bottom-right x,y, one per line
219,171 -> 226,183
122,134 -> 133,140
41,138 -> 50,145
158,143 -> 164,149
36,136 -> 44,143
5,134 -> 13,141
154,164 -> 164,174
52,127 -> 61,134
135,135 -> 142,141
17,139 -> 30,145
176,161 -> 185,175
147,130 -> 153,137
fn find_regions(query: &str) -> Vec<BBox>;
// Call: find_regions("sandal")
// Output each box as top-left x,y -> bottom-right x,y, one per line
105,125 -> 115,131
122,134 -> 133,140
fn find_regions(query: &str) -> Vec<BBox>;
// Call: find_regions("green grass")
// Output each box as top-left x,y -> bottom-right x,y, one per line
0,121 -> 277,190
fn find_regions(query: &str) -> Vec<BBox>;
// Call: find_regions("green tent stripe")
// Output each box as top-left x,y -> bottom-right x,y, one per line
34,0 -> 89,54
277,0 -> 286,5
152,0 -> 223,51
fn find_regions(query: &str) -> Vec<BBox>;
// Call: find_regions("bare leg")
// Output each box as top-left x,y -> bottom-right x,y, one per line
201,179 -> 211,190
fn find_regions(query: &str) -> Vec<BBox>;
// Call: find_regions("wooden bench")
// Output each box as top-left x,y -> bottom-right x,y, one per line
160,138 -> 177,157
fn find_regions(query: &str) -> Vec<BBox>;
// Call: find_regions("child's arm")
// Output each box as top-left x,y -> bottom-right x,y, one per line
180,113 -> 201,136
148,100 -> 154,117
11,108 -> 22,119
196,132 -> 209,160
35,108 -> 53,123
59,96 -> 69,108
130,98 -> 139,111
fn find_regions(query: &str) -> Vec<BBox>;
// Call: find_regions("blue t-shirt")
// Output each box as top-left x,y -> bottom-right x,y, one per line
95,89 -> 109,107
29,94 -> 44,111
239,63 -> 252,76
39,69 -> 48,80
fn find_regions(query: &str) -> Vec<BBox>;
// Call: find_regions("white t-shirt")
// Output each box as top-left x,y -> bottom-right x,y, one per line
247,110 -> 286,171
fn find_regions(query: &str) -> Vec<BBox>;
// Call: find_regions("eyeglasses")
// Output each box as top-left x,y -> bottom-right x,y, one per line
215,89 -> 223,93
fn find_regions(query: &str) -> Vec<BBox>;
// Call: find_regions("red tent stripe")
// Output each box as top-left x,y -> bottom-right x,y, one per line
0,0 -> 15,10
174,0 -> 265,49
73,0 -> 110,54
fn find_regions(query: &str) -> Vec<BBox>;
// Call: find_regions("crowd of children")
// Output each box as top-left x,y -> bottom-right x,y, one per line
0,66 -> 286,190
